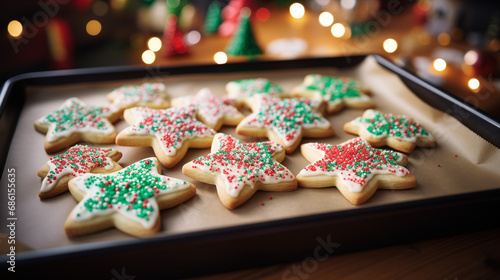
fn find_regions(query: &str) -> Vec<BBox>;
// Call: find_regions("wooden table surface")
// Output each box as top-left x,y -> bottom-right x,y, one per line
187,228 -> 500,280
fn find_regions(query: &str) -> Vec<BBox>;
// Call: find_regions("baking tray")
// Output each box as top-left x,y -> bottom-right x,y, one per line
0,55 -> 499,279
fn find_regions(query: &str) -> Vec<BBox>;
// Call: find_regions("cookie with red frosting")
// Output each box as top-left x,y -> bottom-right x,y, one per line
116,107 -> 216,168
171,88 -> 245,130
182,133 -> 297,209
37,145 -> 122,199
297,137 -> 417,205
236,95 -> 334,153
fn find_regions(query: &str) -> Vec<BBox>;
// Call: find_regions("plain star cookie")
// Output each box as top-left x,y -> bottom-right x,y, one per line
182,133 -> 297,209
65,157 -> 196,237
291,74 -> 375,114
116,107 -> 216,168
225,78 -> 287,109
297,137 -> 417,205
37,145 -> 123,199
107,82 -> 170,111
34,97 -> 121,154
344,109 -> 436,153
171,88 -> 245,130
236,95 -> 334,153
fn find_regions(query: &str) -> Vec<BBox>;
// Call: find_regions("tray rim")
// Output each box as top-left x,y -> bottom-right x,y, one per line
1,54 -> 499,278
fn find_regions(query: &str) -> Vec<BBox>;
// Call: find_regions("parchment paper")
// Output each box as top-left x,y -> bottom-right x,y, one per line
1,56 -> 499,253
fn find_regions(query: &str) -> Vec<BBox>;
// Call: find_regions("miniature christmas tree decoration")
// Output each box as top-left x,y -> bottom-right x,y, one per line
225,8 -> 262,57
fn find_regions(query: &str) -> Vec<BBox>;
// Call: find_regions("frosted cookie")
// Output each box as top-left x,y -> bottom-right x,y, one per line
344,109 -> 436,153
116,107 -> 216,168
34,98 -> 121,154
171,88 -> 245,130
225,78 -> 287,109
65,157 -> 196,237
107,82 -> 169,111
37,145 -> 122,199
236,95 -> 334,153
291,74 -> 375,114
297,137 -> 417,205
182,133 -> 296,209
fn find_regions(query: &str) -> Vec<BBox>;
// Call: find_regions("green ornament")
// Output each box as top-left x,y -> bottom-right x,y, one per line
204,1 -> 223,35
225,9 -> 263,57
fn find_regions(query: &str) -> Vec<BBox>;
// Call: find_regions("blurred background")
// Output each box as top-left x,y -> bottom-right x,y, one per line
1,0 -> 500,118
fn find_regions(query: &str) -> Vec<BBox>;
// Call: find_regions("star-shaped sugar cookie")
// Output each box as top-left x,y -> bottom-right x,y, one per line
65,157 -> 196,237
297,137 -> 417,205
236,96 -> 334,153
292,74 -> 375,114
34,98 -> 121,154
171,88 -> 245,130
116,107 -> 216,168
182,133 -> 297,209
107,82 -> 170,111
37,145 -> 123,199
344,109 -> 436,153
225,78 -> 287,108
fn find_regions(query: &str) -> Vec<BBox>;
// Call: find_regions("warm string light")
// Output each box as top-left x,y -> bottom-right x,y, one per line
331,23 -> 345,38
290,3 -> 305,19
433,58 -> 447,72
142,50 -> 155,64
468,78 -> 480,91
147,37 -> 162,52
214,51 -> 227,64
86,20 -> 102,36
383,38 -> 398,53
7,20 -> 23,37
319,11 -> 334,27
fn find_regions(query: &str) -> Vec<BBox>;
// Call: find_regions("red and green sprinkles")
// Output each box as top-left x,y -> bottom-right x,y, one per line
109,83 -> 166,107
241,96 -> 330,146
41,145 -> 114,193
226,78 -> 284,100
191,134 -> 294,197
125,107 -> 215,155
73,158 -> 188,227
38,98 -> 116,142
301,74 -> 365,102
300,138 -> 409,192
353,109 -> 431,139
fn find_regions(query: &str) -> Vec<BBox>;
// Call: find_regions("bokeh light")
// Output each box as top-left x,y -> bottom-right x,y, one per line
319,12 -> 334,27
331,23 -> 345,38
464,50 -> 478,66
437,32 -> 450,46
185,30 -> 201,46
142,50 -> 155,64
214,51 -> 228,64
7,20 -> 23,37
468,78 -> 480,91
290,3 -> 305,19
433,58 -> 447,71
147,37 -> 162,52
383,38 -> 398,53
256,7 -> 270,22
86,20 -> 102,36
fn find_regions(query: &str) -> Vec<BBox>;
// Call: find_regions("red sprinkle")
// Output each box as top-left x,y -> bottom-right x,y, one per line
269,196 -> 272,200
261,202 -> 264,206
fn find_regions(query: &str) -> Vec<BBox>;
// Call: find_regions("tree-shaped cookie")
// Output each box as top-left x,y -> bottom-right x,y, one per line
107,83 -> 170,112
34,97 -> 121,154
297,138 -> 417,205
65,157 -> 196,237
344,109 -> 436,153
182,133 -> 296,209
37,145 -> 122,199
236,96 -> 334,153
225,78 -> 287,109
116,107 -> 215,168
292,74 -> 375,114
171,88 -> 245,130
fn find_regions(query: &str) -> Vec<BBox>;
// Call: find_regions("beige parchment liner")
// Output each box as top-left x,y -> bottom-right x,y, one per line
1,56 -> 499,253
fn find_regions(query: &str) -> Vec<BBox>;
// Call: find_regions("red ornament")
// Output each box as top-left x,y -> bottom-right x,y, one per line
163,15 -> 188,57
